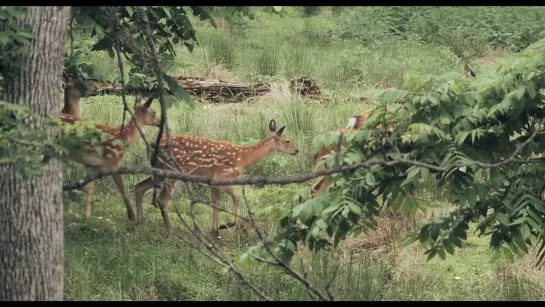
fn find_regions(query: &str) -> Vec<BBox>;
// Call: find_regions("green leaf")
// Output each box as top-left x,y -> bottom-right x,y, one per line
513,234 -> 529,254
125,6 -> 134,17
0,32 -> 9,45
381,89 -> 408,104
466,187 -> 478,209
515,85 -> 526,100
449,233 -> 462,248
282,6 -> 294,15
348,203 -> 362,217
162,7 -> 172,19
502,246 -> 514,262
496,213 -> 510,226
527,82 -> 537,98
239,252 -> 250,271
322,203 -> 342,216
437,246 -> 446,260
406,166 -> 421,180
164,74 -> 193,106
426,248 -> 437,261
430,224 -> 440,241
273,6 -> 282,12
389,192 -> 405,212
404,233 -> 419,246
316,219 -> 327,230
443,239 -> 455,255
439,117 -> 451,125
299,203 -> 315,222
365,172 -> 376,186
503,73 -> 514,88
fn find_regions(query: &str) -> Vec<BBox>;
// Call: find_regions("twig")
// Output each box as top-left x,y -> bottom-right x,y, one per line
136,6 -> 175,207
243,194 -> 331,301
172,199 -> 273,301
106,7 -> 153,158
325,266 -> 338,301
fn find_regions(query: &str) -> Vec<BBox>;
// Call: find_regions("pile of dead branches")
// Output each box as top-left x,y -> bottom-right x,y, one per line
289,76 -> 330,101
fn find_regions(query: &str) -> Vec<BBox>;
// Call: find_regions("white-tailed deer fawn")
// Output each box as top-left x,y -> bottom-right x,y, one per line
61,94 -> 161,220
311,109 -> 401,197
134,119 -> 299,236
311,111 -> 418,228
311,111 -> 371,197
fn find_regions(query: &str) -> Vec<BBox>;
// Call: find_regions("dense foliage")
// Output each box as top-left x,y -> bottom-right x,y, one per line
244,38 -> 545,267
330,7 -> 545,60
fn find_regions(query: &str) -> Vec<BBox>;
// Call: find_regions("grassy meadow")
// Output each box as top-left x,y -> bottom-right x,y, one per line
62,7 -> 545,300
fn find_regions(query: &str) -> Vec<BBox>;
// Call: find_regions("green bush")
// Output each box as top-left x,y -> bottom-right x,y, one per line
331,7 -> 545,58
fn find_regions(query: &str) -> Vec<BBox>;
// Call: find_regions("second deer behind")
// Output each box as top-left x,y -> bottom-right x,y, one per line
134,119 -> 299,237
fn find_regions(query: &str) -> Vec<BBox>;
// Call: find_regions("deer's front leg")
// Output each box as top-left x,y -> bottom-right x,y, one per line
112,173 -> 135,220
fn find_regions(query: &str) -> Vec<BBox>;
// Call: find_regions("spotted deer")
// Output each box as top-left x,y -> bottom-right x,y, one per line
311,111 -> 372,197
311,111 -> 419,229
311,108 -> 402,198
134,119 -> 299,236
61,94 -> 161,220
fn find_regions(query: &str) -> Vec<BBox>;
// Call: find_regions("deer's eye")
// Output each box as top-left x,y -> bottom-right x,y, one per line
286,140 -> 290,144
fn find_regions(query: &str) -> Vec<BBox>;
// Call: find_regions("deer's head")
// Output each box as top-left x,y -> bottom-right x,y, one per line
134,94 -> 161,128
268,119 -> 298,156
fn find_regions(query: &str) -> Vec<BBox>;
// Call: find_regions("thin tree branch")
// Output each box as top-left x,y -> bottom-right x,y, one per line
170,199 -> 273,301
242,192 -> 331,301
62,149 -> 545,192
136,6 -> 175,207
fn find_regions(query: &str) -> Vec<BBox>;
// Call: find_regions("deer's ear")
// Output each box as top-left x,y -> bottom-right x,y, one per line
135,93 -> 142,104
269,119 -> 277,133
276,126 -> 286,136
143,96 -> 153,108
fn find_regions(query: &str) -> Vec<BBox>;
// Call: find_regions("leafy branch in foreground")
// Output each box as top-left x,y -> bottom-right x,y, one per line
63,6 -> 255,99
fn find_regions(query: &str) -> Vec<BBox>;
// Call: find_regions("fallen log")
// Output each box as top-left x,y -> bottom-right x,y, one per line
75,76 -> 330,103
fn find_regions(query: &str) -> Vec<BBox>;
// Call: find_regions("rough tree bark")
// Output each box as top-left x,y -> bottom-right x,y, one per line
0,6 -> 70,300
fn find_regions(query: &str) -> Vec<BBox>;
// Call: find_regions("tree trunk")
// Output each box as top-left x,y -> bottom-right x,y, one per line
0,6 -> 70,301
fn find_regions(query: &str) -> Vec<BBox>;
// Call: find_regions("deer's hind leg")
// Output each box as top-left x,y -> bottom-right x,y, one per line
218,185 -> 239,230
134,176 -> 156,223
156,181 -> 175,236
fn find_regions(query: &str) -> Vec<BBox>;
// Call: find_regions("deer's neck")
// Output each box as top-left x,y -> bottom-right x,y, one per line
236,136 -> 276,169
118,117 -> 142,144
